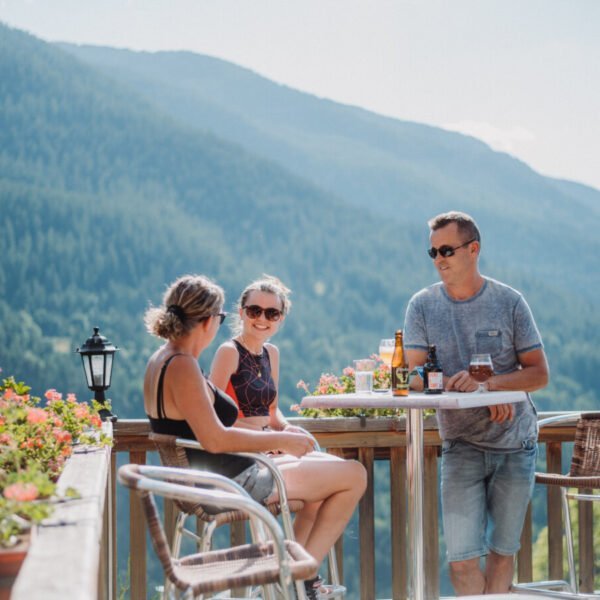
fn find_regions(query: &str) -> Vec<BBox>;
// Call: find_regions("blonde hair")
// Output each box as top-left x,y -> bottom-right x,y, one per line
230,274 -> 292,336
144,274 -> 224,340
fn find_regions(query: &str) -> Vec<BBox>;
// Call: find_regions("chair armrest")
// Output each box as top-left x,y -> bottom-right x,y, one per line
537,412 -> 581,429
117,464 -> 287,559
175,438 -> 295,538
290,425 -> 321,452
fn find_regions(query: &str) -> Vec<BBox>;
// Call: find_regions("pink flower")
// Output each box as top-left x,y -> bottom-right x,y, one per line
74,405 -> 89,419
27,407 -> 48,424
67,393 -> 77,403
4,482 -> 39,502
342,366 -> 355,377
3,388 -> 15,400
0,433 -> 12,444
44,389 -> 62,402
90,415 -> 102,428
296,379 -> 310,393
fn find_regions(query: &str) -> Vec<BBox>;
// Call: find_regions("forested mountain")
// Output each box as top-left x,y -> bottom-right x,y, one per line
60,43 -> 600,300
1,23 -> 599,597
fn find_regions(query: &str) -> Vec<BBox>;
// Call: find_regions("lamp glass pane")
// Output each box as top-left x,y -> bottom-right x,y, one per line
91,355 -> 105,387
104,354 -> 114,388
82,356 -> 93,388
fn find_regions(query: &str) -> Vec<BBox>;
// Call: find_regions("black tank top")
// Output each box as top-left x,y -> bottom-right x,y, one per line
147,354 -> 273,514
147,353 -> 238,437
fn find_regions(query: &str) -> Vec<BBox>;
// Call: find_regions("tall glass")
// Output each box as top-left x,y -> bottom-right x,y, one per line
468,353 -> 494,392
378,339 -> 395,367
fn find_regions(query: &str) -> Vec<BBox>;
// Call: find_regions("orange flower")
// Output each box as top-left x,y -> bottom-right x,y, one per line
26,407 -> 48,424
54,430 -> 72,444
4,482 -> 39,501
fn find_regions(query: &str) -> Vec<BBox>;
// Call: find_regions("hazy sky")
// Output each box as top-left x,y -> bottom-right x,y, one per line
2,0 -> 599,190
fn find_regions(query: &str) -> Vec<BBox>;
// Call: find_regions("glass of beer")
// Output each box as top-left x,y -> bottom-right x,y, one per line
469,353 -> 494,393
378,339 -> 395,367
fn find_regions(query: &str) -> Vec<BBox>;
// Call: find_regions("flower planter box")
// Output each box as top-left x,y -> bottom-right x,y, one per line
10,439 -> 112,600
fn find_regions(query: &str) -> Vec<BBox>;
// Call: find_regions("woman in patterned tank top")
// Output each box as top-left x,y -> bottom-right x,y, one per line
211,276 -> 367,597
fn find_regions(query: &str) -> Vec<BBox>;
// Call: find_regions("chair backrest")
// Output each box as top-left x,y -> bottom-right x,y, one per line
149,431 -> 213,519
118,464 -> 179,581
569,412 -> 600,478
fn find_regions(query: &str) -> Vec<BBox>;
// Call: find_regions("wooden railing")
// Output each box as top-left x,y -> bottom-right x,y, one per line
11,442 -> 112,599
108,414 -> 594,600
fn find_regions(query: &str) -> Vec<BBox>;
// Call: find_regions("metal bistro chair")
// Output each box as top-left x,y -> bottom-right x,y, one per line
118,463 -> 318,600
513,412 -> 600,599
149,432 -> 345,599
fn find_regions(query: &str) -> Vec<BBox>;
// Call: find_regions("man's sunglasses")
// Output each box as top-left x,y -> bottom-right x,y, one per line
243,305 -> 283,322
428,238 -> 476,259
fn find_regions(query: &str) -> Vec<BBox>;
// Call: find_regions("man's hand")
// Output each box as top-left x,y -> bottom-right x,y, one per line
488,403 -> 515,423
445,370 -> 479,393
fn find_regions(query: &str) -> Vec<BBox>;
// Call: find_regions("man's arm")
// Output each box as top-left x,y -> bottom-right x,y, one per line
487,348 -> 549,392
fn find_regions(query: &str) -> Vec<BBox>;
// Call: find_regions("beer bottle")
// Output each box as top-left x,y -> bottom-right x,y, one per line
391,329 -> 409,397
424,344 -> 443,395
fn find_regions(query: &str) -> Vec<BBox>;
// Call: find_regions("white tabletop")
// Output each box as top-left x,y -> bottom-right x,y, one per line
300,390 -> 528,410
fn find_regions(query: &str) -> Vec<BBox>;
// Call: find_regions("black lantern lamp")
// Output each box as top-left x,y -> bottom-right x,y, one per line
76,327 -> 118,421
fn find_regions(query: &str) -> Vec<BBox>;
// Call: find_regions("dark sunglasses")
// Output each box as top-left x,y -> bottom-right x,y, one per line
243,305 -> 283,322
214,312 -> 227,325
428,238 -> 476,259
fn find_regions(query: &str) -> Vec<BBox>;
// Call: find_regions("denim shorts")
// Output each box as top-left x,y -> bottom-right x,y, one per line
441,439 -> 537,562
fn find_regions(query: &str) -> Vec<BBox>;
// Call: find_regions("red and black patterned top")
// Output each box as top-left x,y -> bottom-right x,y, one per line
225,339 -> 277,418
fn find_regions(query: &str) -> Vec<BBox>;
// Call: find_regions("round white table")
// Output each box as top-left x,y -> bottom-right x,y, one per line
301,390 -> 529,600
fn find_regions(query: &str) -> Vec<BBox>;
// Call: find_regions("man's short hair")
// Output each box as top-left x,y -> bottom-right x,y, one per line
428,211 -> 481,243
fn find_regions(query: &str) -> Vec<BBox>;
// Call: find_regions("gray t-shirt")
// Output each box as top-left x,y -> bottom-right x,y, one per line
404,277 -> 542,450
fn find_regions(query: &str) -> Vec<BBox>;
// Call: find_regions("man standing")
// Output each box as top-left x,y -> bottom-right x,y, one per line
404,211 -> 549,595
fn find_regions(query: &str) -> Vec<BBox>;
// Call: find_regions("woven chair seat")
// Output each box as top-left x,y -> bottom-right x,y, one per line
172,540 -> 316,595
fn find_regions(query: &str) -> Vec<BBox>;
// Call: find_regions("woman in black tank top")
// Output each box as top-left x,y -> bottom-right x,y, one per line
143,274 -> 366,588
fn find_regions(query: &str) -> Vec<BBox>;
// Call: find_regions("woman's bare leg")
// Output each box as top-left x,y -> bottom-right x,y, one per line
278,457 -> 367,564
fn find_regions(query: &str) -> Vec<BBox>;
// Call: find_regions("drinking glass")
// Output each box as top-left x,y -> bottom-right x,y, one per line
468,353 -> 494,393
354,359 -> 377,393
378,339 -> 395,367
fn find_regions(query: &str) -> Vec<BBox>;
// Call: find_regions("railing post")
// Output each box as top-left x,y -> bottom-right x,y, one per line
129,450 -> 147,600
358,446 -> 375,600
424,446 -> 439,599
578,489 -> 594,592
327,447 -> 347,585
99,454 -> 116,600
390,445 -> 407,600
546,442 -> 563,581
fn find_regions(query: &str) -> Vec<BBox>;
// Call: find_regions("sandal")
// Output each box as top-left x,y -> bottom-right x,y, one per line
304,575 -> 340,599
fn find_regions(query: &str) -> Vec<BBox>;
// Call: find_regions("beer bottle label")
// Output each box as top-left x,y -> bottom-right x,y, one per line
427,371 -> 444,390
394,367 -> 409,388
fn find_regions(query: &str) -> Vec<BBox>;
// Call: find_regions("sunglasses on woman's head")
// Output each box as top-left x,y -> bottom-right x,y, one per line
243,305 -> 283,322
428,238 -> 476,259
214,312 -> 227,325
